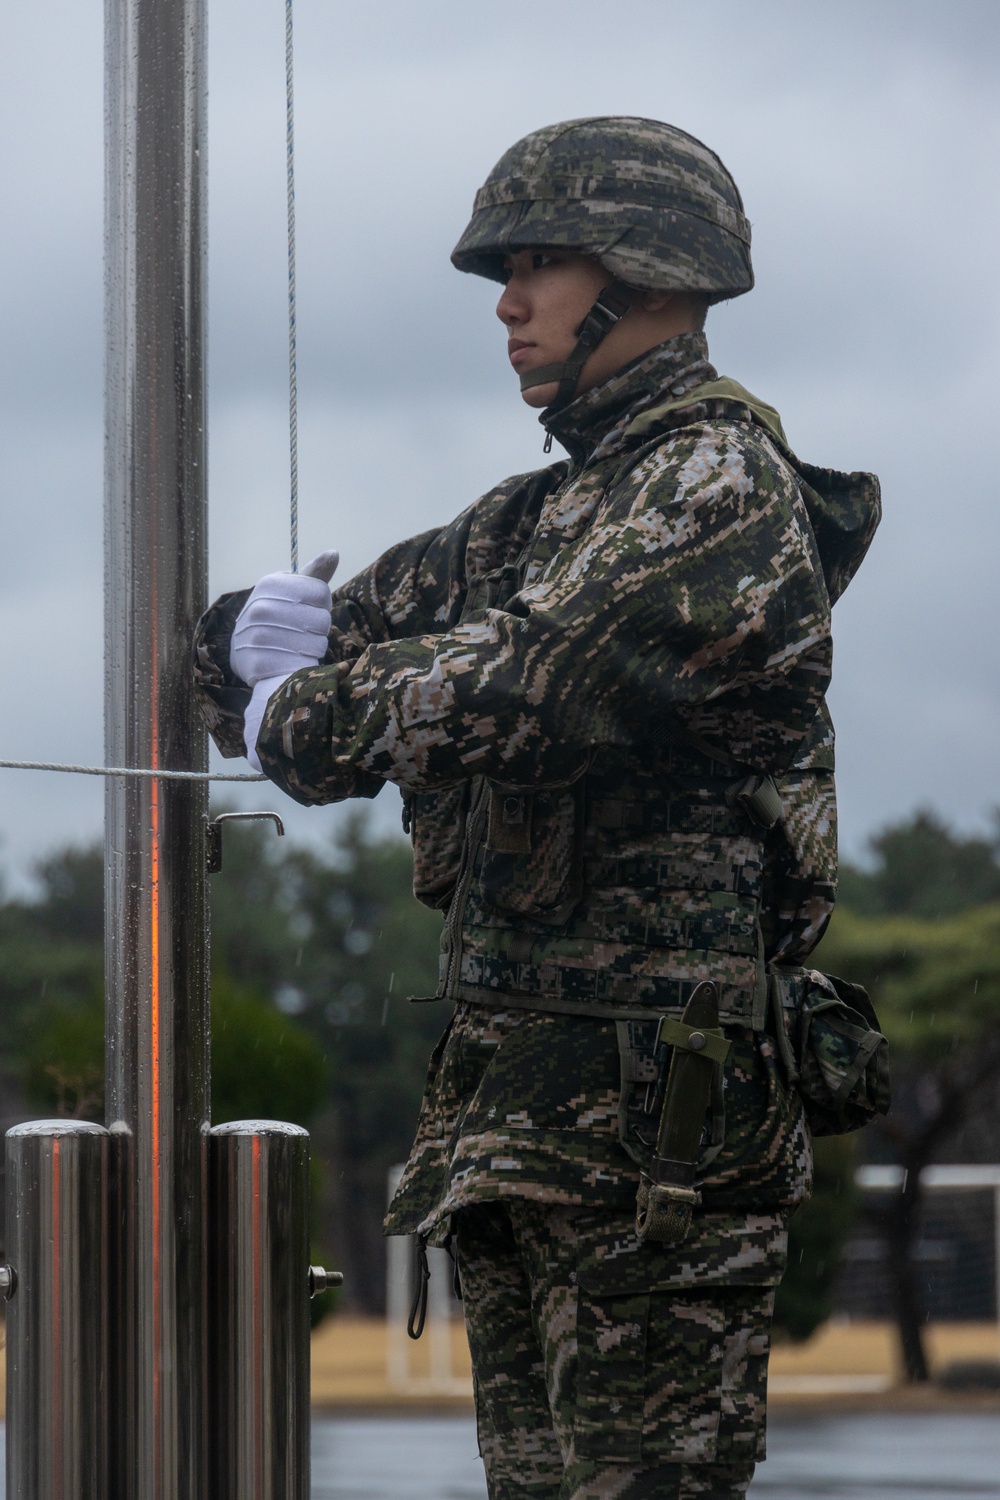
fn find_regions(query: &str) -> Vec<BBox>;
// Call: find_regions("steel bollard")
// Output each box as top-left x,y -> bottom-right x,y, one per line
4,1120 -> 109,1500
209,1121 -> 313,1500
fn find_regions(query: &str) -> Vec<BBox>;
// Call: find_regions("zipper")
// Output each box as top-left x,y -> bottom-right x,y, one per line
441,777 -> 489,1000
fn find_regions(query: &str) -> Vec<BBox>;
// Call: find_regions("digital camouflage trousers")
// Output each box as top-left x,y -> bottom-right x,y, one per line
455,1200 -> 771,1500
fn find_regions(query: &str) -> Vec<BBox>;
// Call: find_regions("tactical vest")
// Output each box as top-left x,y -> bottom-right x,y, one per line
409,740 -> 776,1030
399,377 -> 875,1032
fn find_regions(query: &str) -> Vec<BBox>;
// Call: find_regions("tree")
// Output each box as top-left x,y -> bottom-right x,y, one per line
210,974 -> 326,1127
0,819 -> 445,1314
207,807 -> 445,1312
268,815 -> 444,1312
774,1135 -> 859,1342
838,809 -> 1000,919
814,902 -> 1000,1379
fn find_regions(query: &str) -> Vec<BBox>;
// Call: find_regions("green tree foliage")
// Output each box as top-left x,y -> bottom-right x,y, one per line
0,815 -> 444,1314
0,845 -> 105,1120
23,997 -> 105,1119
838,809 -> 1000,918
814,901 -> 1000,1378
208,808 -> 444,1312
774,1136 -> 859,1342
0,838 -> 333,1134
210,973 -> 326,1127
0,846 -> 104,1051
774,810 -> 1000,1353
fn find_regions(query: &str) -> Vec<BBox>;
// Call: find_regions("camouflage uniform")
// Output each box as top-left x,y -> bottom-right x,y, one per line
458,1201 -> 765,1498
194,121 -> 880,1499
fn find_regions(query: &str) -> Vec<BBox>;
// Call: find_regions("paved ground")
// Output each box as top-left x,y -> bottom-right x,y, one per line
306,1412 -> 1000,1500
751,1411 -> 1000,1497
0,1407 -> 996,1496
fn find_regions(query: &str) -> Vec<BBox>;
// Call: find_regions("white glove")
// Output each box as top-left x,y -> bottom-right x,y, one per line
233,550 -> 339,770
242,674 -> 288,774
230,550 -> 340,688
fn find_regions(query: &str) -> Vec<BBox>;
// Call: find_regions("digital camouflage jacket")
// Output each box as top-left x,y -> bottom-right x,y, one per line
194,333 -> 880,1271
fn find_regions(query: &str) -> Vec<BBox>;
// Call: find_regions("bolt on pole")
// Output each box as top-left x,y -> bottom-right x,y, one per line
104,0 -> 210,1494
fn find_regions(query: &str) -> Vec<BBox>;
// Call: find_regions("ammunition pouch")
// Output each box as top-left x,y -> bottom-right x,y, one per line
768,967 -> 891,1136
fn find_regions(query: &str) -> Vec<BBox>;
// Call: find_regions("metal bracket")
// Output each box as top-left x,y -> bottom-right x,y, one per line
206,811 -> 285,875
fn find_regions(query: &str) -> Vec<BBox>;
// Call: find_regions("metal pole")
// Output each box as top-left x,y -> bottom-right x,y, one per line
4,1121 -> 109,1499
209,1123 -> 312,1500
104,2 -> 209,1496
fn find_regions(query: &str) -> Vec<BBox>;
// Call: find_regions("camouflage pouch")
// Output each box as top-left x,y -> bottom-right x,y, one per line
769,967 -> 890,1137
408,784 -> 471,911
478,781 -> 585,924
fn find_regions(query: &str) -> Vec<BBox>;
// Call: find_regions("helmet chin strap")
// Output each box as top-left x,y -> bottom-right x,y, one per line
518,282 -> 633,449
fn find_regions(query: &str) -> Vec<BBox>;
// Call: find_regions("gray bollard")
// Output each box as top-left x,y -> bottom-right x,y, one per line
4,1120 -> 109,1500
209,1121 -> 312,1500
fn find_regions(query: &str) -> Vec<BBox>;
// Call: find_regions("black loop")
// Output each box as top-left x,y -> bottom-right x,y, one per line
407,1236 -> 430,1340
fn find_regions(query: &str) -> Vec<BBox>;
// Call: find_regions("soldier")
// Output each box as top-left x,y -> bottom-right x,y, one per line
195,118 -> 881,1499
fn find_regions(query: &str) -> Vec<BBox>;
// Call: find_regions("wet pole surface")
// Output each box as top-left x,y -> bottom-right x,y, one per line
104,1 -> 209,1496
4,1123 -> 109,1498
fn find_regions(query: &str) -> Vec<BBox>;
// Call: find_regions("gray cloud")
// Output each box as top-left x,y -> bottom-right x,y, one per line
0,0 -> 998,884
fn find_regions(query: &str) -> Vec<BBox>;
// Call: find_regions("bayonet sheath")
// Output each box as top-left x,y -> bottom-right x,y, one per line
635,981 -> 730,1244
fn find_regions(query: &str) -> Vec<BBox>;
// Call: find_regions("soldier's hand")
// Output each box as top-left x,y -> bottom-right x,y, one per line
230,551 -> 339,688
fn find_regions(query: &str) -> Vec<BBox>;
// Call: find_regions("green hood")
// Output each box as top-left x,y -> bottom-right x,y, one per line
625,376 -> 882,605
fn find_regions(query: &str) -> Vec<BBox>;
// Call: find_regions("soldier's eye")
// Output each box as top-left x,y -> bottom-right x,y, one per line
532,252 -> 557,270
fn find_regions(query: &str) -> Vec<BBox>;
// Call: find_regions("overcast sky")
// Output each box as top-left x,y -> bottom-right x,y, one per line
0,0 -> 998,888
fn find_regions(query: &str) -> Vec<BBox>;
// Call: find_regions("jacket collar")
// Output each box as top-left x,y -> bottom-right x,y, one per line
542,332 -> 716,468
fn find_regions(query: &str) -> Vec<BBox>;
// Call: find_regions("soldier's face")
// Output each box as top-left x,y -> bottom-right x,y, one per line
497,250 -> 610,408
496,250 -> 693,408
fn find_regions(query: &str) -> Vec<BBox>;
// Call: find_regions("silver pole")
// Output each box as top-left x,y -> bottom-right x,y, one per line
104,2 -> 209,1496
4,1121 -> 109,1499
209,1122 -> 312,1500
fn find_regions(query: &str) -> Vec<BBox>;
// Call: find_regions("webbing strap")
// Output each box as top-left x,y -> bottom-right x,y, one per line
519,283 -> 632,437
448,983 -> 762,1027
655,1016 -> 731,1066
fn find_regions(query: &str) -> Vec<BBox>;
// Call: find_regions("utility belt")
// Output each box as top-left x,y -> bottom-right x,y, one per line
451,975 -> 767,1027
454,961 -> 891,1247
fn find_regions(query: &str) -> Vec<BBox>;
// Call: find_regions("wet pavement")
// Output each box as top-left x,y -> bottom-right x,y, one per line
2,1410 -> 996,1496
308,1411 -> 1000,1499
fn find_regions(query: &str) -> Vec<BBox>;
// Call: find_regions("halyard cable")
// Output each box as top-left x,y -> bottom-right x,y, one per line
1,4 -> 297,787
0,761 -> 266,783
286,0 -> 299,573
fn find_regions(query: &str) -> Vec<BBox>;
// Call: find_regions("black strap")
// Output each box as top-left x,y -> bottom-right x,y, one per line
407,1236 -> 430,1340
519,282 -> 633,420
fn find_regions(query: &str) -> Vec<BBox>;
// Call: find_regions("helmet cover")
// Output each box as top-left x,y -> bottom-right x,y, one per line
452,116 -> 753,302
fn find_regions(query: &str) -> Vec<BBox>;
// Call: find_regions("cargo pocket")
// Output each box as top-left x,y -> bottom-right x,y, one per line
575,1276 -> 773,1465
479,781 -> 584,924
410,783 -> 469,911
700,1032 -> 812,1214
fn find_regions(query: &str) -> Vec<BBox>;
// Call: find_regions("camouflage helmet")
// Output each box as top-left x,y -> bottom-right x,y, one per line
451,116 -> 753,303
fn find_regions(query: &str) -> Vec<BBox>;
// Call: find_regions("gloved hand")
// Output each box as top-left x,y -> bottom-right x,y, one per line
242,674 -> 288,774
230,550 -> 339,688
232,550 -> 339,770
